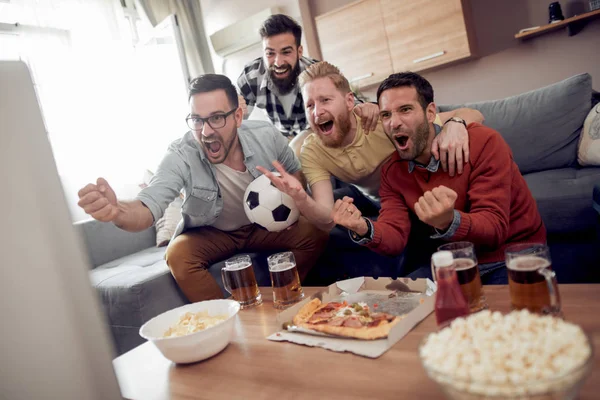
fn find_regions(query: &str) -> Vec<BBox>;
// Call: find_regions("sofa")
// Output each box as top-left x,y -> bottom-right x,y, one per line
79,73 -> 600,356
437,73 -> 600,284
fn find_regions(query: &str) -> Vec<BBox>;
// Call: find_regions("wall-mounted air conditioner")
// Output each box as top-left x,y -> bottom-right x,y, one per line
210,7 -> 278,58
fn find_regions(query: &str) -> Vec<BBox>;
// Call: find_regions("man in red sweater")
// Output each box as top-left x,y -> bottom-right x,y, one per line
332,72 -> 546,283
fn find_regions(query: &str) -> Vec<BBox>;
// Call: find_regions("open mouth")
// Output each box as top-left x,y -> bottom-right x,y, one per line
317,120 -> 334,135
273,66 -> 290,76
393,135 -> 409,150
203,140 -> 222,155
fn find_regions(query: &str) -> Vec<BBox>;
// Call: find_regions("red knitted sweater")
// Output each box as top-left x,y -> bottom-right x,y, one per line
367,123 -> 546,264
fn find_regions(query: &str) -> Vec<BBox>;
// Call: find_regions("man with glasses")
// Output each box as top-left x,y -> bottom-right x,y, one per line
76,74 -> 328,303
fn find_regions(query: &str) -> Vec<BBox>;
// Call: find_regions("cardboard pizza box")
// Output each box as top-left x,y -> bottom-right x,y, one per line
267,276 -> 436,358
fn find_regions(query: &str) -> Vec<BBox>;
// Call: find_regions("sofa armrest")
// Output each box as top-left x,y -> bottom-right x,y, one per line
74,219 -> 157,268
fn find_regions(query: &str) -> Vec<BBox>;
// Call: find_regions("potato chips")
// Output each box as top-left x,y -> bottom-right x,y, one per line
163,311 -> 228,338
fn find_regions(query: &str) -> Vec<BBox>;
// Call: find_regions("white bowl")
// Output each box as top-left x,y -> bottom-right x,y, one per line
139,299 -> 240,364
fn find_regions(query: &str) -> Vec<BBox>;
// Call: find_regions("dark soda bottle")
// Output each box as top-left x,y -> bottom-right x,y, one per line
432,251 -> 470,328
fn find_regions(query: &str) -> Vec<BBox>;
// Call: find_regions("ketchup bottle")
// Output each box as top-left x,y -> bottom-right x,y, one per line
432,251 -> 470,328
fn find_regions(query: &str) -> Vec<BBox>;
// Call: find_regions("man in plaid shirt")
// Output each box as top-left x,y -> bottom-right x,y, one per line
236,14 -> 380,141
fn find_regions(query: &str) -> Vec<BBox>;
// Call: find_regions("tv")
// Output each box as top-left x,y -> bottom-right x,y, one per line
0,61 -> 122,399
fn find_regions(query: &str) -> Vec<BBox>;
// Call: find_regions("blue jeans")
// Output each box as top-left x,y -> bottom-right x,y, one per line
407,261 -> 508,285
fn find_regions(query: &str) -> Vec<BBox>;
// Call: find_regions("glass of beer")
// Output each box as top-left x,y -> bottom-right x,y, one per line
436,242 -> 488,313
221,255 -> 262,309
267,251 -> 304,309
506,243 -> 561,315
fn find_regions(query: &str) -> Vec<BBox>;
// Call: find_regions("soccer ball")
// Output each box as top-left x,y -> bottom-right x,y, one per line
243,173 -> 299,232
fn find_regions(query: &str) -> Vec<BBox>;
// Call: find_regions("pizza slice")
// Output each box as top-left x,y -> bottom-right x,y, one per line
292,298 -> 401,340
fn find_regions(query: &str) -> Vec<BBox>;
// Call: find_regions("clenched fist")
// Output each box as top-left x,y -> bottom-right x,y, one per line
331,196 -> 368,236
77,177 -> 120,222
353,102 -> 379,135
414,185 -> 457,231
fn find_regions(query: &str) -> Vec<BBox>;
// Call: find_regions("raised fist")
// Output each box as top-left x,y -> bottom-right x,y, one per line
77,177 -> 120,222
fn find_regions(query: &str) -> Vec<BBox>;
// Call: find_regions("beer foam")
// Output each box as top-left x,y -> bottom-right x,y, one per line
454,258 -> 476,271
270,262 -> 295,272
225,261 -> 251,271
508,255 -> 550,271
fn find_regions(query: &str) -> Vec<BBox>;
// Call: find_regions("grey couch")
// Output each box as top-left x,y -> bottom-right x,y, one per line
78,219 -> 279,356
437,73 -> 600,283
80,73 -> 600,357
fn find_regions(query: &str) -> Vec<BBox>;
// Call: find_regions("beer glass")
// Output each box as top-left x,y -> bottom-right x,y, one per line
505,243 -> 561,315
267,252 -> 304,309
436,242 -> 488,313
221,255 -> 262,309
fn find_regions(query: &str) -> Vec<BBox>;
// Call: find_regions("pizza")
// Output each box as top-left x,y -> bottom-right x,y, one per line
292,299 -> 401,340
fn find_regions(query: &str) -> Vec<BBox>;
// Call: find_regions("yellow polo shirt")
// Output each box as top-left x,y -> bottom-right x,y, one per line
300,112 -> 442,198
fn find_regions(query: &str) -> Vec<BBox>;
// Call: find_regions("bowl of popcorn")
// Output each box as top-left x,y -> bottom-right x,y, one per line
139,299 -> 240,364
419,310 -> 593,400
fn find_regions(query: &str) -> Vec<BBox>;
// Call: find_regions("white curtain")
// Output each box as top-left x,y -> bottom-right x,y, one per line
135,0 -> 214,78
0,0 -> 189,221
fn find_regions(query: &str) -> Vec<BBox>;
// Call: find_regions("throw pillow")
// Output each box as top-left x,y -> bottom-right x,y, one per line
437,73 -> 592,174
577,103 -> 600,166
139,169 -> 183,247
155,196 -> 183,247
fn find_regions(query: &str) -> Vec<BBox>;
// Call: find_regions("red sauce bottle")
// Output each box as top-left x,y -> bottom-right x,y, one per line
432,251 -> 470,328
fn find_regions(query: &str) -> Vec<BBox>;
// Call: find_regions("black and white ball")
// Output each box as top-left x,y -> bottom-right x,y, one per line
243,173 -> 299,232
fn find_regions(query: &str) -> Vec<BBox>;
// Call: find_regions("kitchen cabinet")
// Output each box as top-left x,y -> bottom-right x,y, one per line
381,0 -> 474,73
315,0 -> 474,87
315,0 -> 393,88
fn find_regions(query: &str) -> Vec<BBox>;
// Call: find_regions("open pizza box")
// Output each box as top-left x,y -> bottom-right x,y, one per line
267,276 -> 436,358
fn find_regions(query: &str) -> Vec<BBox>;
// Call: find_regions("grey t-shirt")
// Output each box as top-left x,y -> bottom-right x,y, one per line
278,90 -> 297,119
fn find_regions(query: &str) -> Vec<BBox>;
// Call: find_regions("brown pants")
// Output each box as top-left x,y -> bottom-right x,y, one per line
165,217 -> 329,303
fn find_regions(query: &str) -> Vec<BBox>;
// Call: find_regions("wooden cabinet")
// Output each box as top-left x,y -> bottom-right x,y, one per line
315,0 -> 474,87
381,0 -> 473,73
315,0 -> 393,88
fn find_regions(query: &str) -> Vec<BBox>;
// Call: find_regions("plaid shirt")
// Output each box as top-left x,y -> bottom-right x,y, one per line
237,56 -> 319,138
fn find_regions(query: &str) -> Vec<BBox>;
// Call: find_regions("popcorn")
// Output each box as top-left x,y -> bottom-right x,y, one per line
420,310 -> 592,396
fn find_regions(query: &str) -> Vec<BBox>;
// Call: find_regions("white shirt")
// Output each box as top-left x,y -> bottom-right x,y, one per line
211,163 -> 253,231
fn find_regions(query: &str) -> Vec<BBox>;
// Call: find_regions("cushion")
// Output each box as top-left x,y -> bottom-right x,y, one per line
577,103 -> 600,166
90,247 -> 185,328
140,169 -> 183,247
155,197 -> 183,246
523,167 -> 600,234
75,219 -> 156,268
438,73 -> 592,174
90,247 -> 187,354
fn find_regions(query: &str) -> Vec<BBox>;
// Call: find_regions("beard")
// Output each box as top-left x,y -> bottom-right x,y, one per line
314,111 -> 352,149
198,127 -> 238,164
267,59 -> 302,95
394,118 -> 431,161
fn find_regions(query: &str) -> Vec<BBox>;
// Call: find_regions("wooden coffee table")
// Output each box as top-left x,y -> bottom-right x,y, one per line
113,285 -> 600,400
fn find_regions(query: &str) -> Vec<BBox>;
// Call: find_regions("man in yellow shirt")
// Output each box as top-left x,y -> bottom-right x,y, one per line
256,62 -> 484,280
259,62 -> 483,233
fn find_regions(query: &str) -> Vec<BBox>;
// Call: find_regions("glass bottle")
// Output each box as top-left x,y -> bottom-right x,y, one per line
432,251 -> 470,329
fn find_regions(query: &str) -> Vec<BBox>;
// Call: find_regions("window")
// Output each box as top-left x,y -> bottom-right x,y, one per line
0,0 -> 189,221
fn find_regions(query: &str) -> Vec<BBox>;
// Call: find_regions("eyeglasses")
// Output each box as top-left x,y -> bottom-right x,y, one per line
186,108 -> 236,131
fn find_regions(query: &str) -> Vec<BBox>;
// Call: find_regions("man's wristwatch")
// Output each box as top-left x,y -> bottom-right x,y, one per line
444,116 -> 467,129
349,217 -> 373,244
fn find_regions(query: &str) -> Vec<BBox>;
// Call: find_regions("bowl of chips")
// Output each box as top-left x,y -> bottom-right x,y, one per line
140,299 -> 240,364
419,310 -> 593,400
